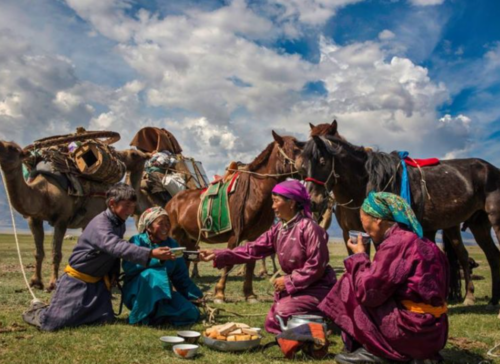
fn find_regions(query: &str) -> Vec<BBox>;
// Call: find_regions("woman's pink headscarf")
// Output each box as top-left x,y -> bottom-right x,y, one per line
272,180 -> 312,218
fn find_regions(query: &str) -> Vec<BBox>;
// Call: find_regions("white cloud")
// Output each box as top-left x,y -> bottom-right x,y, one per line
379,29 -> 395,40
0,30 -> 97,144
270,0 -> 364,25
409,0 -> 445,6
0,0 -> 477,172
58,0 -> 469,161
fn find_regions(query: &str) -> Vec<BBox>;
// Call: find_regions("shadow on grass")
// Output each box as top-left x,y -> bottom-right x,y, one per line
441,347 -> 491,364
448,304 -> 499,316
194,275 -> 268,284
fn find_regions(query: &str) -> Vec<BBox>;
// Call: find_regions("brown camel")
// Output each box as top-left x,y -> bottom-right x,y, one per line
0,140 -> 148,291
166,131 -> 303,303
303,120 -> 476,305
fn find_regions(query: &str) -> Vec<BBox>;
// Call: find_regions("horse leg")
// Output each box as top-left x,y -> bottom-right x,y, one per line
191,262 -> 200,279
214,236 -> 237,304
468,215 -> 500,306
214,265 -> 233,304
244,260 -> 258,303
47,221 -> 67,292
235,264 -> 247,277
271,253 -> 278,274
342,228 -> 352,255
442,228 -> 463,303
319,205 -> 333,230
256,258 -> 268,278
444,226 -> 475,305
28,217 -> 44,290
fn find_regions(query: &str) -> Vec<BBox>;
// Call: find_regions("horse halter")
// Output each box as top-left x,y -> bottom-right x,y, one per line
304,141 -> 358,209
277,145 -> 300,178
304,142 -> 340,200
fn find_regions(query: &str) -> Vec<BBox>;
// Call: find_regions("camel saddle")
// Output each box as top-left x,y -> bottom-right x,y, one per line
130,127 -> 183,154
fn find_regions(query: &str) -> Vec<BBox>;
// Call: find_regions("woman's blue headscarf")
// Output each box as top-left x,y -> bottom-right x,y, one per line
361,191 -> 423,238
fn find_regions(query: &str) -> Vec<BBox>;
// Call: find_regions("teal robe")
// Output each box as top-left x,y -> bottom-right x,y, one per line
122,233 -> 202,326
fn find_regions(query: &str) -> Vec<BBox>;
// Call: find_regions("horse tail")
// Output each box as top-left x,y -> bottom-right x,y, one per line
231,172 -> 251,246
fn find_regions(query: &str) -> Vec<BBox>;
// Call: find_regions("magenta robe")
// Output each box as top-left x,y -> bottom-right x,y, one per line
214,214 -> 336,334
319,224 -> 449,361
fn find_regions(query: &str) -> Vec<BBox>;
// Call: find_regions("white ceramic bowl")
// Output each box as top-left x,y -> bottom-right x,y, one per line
177,330 -> 201,344
170,247 -> 186,258
348,230 -> 371,245
173,344 -> 199,359
160,336 -> 185,348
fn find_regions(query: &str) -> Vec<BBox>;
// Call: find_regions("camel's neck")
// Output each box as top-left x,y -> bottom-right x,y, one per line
129,166 -> 145,192
0,162 -> 45,217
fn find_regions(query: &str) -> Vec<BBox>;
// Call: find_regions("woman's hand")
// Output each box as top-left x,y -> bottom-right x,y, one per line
273,276 -> 286,292
347,234 -> 366,255
150,247 -> 176,261
199,249 -> 216,262
190,297 -> 205,307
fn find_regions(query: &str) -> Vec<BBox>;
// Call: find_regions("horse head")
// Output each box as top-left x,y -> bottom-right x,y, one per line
309,119 -> 340,138
300,135 -> 339,212
270,130 -> 305,177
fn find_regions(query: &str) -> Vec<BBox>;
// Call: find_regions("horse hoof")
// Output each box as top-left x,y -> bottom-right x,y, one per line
246,297 -> 259,304
463,297 -> 475,306
29,280 -> 44,290
213,298 -> 225,304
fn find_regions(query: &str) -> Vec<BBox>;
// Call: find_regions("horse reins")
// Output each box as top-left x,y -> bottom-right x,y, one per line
227,146 -> 299,179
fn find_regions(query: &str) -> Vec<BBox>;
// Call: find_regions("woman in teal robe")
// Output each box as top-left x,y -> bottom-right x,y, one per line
122,207 -> 203,326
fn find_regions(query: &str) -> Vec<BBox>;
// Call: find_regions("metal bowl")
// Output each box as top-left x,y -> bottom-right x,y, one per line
202,335 -> 261,352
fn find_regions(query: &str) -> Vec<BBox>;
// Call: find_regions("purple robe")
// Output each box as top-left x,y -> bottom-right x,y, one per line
39,209 -> 151,331
214,214 -> 336,334
319,224 -> 449,361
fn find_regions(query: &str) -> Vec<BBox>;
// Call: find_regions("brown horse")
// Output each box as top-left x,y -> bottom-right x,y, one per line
166,131 -> 304,303
305,121 -> 476,304
300,129 -> 500,305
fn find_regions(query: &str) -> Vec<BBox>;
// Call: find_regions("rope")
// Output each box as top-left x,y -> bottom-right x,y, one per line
487,343 -> 500,358
0,168 -> 41,305
226,168 -> 297,178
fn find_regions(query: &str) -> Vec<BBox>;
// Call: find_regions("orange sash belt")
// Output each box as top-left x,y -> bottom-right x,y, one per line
401,300 -> 447,318
64,265 -> 111,291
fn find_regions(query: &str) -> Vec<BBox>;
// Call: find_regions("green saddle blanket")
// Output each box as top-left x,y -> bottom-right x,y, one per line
199,179 -> 233,237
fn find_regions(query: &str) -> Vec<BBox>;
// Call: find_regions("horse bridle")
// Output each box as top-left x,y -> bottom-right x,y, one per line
277,145 -> 300,178
304,140 -> 359,210
304,138 -> 339,201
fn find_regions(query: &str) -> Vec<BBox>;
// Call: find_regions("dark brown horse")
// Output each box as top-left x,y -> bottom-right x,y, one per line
166,132 -> 304,303
300,131 -> 500,305
305,121 -> 476,304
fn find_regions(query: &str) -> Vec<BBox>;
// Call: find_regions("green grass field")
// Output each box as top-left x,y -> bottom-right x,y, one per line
1,234 -> 500,363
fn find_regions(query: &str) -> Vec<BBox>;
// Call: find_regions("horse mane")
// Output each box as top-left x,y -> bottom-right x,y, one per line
310,124 -> 335,137
302,134 -> 366,162
310,123 -> 346,141
365,150 -> 401,193
246,141 -> 275,171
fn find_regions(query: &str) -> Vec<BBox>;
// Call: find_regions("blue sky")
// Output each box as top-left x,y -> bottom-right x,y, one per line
0,0 -> 499,234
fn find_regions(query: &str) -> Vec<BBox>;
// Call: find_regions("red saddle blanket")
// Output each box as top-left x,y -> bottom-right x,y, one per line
404,157 -> 439,168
